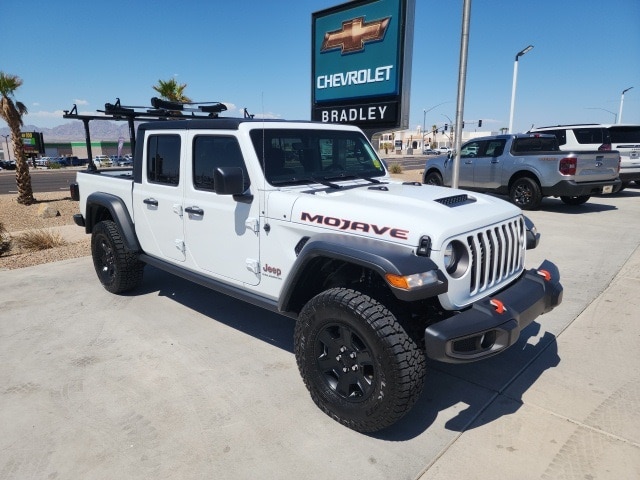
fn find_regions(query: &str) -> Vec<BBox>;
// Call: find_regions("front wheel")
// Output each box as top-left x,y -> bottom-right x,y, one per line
560,195 -> 590,206
424,171 -> 444,186
509,177 -> 542,210
294,288 -> 425,433
91,220 -> 144,294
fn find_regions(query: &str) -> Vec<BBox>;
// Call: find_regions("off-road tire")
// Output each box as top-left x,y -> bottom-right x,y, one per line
560,195 -> 590,206
91,220 -> 144,294
424,171 -> 444,186
509,176 -> 542,210
294,287 -> 425,433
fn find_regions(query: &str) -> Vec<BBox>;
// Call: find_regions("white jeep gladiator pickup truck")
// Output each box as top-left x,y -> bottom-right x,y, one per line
422,133 -> 621,210
69,103 -> 562,432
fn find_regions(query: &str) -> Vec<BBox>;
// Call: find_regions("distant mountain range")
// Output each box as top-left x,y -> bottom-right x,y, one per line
0,121 -> 131,142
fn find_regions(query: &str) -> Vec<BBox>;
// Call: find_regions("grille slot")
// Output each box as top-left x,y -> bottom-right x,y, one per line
467,218 -> 525,295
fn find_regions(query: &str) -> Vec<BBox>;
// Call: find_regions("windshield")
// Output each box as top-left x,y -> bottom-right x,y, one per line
250,128 -> 386,186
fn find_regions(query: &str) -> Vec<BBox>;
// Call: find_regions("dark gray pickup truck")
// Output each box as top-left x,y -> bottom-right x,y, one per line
422,133 -> 621,209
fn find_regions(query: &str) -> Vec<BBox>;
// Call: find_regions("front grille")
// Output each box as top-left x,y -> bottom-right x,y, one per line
467,217 -> 525,295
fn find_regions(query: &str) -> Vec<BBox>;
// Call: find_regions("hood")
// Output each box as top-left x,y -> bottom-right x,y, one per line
274,180 -> 522,250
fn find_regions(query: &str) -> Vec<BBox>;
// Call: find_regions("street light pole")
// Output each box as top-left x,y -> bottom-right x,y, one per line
1,134 -> 10,161
618,86 -> 634,124
508,45 -> 534,134
421,102 -> 453,150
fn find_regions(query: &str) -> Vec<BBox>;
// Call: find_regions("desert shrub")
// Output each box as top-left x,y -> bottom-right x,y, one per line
388,163 -> 403,174
0,223 -> 12,256
14,229 -> 67,251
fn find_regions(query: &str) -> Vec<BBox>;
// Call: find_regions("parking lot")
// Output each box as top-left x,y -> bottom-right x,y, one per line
1,187 -> 639,479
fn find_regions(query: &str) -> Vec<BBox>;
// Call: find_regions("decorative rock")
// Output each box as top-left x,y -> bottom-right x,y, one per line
37,204 -> 60,218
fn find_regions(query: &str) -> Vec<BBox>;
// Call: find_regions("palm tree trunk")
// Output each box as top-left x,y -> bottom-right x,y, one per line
10,127 -> 34,204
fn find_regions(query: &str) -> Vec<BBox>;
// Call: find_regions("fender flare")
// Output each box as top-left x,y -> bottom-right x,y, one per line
85,192 -> 140,252
278,233 -> 447,312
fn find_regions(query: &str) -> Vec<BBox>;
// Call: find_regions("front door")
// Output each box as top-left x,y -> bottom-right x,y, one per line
473,139 -> 505,190
457,140 -> 482,188
183,134 -> 261,285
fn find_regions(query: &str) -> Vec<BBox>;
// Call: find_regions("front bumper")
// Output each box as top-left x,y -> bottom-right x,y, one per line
425,260 -> 562,363
542,179 -> 621,197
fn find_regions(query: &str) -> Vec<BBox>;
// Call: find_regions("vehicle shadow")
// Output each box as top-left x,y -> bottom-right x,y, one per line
538,198 -> 617,213
135,267 -> 560,440
374,323 -> 560,441
482,193 -> 618,213
136,266 -> 296,352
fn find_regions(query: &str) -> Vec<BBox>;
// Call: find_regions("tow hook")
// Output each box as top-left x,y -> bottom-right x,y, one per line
537,269 -> 551,281
490,299 -> 506,314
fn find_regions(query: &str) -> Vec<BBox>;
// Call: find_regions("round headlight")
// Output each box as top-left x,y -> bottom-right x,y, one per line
443,240 -> 469,278
443,243 -> 456,271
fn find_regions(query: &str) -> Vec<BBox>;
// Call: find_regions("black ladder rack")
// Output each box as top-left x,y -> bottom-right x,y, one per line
62,97 -> 240,170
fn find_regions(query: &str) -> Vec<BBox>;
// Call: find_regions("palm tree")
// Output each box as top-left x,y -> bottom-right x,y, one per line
0,72 -> 34,205
152,78 -> 192,103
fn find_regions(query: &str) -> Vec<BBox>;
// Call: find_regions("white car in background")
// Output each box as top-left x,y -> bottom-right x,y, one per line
93,155 -> 112,168
530,124 -> 640,189
35,156 -> 55,167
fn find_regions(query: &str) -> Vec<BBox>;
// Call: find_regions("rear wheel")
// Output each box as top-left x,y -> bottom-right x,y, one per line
294,287 -> 425,432
509,176 -> 542,210
560,195 -> 590,206
91,220 -> 144,294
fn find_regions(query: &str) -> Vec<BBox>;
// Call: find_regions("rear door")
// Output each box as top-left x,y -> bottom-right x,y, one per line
132,132 -> 186,262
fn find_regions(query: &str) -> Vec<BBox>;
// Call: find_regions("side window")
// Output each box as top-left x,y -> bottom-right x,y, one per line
548,129 -> 566,146
461,141 -> 483,157
193,136 -> 249,191
485,140 -> 506,156
573,128 -> 604,144
147,134 -> 181,185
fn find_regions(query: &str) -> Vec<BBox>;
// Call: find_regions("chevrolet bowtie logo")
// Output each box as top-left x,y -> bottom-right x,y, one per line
321,16 -> 391,54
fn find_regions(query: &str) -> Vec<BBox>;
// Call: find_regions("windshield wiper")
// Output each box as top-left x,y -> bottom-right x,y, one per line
270,176 -> 342,189
323,173 -> 383,184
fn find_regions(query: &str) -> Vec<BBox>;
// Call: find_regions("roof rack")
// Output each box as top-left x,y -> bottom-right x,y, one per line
62,97 -> 244,171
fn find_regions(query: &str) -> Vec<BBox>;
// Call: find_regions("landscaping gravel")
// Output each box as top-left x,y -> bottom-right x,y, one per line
0,192 -> 90,270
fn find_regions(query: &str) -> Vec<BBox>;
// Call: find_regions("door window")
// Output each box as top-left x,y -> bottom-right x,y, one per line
460,141 -> 483,157
192,136 -> 250,191
573,128 -> 605,144
147,135 -> 181,185
485,140 -> 506,156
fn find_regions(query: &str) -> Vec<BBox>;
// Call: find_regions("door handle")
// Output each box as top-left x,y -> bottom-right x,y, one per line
185,206 -> 204,216
464,160 -> 473,164
143,197 -> 158,206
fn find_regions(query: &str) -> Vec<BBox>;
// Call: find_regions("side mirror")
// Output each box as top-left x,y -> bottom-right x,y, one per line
214,167 -> 252,203
524,216 -> 540,250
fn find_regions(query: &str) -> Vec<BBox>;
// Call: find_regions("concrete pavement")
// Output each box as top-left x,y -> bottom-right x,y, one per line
1,187 -> 639,479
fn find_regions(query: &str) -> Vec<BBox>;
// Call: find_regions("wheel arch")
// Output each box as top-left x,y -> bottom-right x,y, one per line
279,234 -> 446,314
422,165 -> 445,183
507,169 -> 542,191
85,192 -> 140,252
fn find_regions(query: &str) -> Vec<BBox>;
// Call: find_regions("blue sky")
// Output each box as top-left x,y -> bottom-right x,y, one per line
1,0 -> 639,133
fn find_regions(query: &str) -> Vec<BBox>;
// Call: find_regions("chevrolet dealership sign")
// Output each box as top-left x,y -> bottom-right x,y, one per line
312,0 -> 415,131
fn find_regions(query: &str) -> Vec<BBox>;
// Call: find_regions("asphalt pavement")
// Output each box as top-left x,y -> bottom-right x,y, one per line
1,186 -> 639,479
